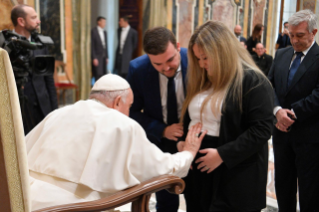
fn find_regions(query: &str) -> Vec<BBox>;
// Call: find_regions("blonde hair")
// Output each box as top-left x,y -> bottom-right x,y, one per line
181,21 -> 264,122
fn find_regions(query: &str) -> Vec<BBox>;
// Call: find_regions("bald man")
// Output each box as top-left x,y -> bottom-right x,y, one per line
27,74 -> 206,211
234,24 -> 246,43
252,43 -> 273,76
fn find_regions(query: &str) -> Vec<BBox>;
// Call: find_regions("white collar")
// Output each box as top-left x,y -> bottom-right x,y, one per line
122,25 -> 130,31
294,40 -> 315,56
97,26 -> 104,31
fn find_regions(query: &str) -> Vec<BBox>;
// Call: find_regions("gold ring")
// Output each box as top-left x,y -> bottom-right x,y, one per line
206,167 -> 209,171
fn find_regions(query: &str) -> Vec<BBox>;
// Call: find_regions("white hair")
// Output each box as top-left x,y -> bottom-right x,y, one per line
89,89 -> 130,104
288,9 -> 317,33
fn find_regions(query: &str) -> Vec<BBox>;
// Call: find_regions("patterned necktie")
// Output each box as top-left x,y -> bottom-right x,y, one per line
167,77 -> 178,125
288,52 -> 303,87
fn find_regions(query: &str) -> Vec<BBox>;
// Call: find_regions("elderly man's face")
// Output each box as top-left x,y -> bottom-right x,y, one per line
117,88 -> 133,116
255,43 -> 265,57
289,21 -> 317,52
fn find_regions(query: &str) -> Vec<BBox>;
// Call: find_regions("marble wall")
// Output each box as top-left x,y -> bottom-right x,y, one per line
143,0 -> 280,55
0,0 -> 15,30
39,0 -> 63,60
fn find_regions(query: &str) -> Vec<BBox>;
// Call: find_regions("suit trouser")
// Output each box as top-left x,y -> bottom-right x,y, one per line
273,132 -> 319,212
114,54 -> 127,79
92,57 -> 107,81
155,138 -> 179,212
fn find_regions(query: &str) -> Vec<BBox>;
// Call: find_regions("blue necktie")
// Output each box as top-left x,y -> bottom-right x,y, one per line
167,77 -> 178,125
288,52 -> 303,87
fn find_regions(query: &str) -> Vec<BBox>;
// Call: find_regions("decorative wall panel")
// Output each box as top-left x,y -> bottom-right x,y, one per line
0,0 -> 15,30
39,0 -> 63,60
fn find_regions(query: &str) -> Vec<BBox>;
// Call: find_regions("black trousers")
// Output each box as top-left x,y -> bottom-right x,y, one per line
273,132 -> 319,212
155,137 -> 180,212
114,54 -> 127,79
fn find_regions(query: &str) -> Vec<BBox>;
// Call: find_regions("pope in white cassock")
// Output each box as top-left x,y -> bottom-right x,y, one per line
26,74 -> 206,211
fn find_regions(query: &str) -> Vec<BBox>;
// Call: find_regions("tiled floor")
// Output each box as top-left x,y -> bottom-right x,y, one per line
148,194 -> 279,212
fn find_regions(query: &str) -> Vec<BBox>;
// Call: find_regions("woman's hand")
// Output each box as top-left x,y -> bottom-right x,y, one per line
195,148 -> 223,173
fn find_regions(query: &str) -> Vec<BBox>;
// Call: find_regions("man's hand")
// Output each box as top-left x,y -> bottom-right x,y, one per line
183,123 -> 207,158
275,108 -> 295,132
195,148 -> 223,173
283,28 -> 289,35
163,123 -> 183,141
93,59 -> 99,67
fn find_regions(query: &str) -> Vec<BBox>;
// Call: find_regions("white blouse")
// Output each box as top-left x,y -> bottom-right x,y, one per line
188,89 -> 222,136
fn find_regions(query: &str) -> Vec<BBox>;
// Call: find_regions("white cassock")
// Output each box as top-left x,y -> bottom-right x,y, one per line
26,100 -> 193,211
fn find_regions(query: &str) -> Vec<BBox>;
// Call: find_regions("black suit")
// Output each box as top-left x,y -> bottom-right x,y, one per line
22,44 -> 58,135
252,53 -> 273,76
268,43 -> 319,211
91,27 -> 108,80
276,33 -> 291,49
115,26 -> 137,78
246,37 -> 260,55
183,70 -> 274,211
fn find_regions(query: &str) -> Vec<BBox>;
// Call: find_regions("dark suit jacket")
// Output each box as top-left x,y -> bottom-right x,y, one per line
246,36 -> 260,55
268,42 -> 319,143
91,27 -> 108,78
252,53 -> 273,76
115,27 -> 138,74
183,70 -> 274,210
23,45 -> 58,134
127,48 -> 188,149
239,36 -> 247,43
276,33 -> 291,49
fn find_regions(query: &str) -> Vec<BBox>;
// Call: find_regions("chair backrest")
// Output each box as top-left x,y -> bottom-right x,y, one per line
0,48 -> 31,212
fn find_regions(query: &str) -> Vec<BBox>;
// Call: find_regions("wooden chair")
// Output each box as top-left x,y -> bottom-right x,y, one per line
54,60 -> 79,105
0,47 -> 185,212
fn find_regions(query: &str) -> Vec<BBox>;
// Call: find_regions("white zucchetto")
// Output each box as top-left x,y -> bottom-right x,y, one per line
91,74 -> 130,91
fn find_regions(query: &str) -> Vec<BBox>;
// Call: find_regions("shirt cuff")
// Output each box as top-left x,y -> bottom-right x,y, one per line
273,106 -> 282,116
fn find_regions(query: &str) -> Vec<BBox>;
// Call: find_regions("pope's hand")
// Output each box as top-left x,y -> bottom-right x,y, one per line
177,141 -> 185,152
183,123 -> 207,158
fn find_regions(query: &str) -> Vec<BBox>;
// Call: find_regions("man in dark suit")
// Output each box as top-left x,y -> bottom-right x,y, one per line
91,16 -> 108,81
252,42 -> 273,76
268,10 -> 319,211
114,16 -> 138,79
11,4 -> 58,135
276,22 -> 291,50
127,27 -> 187,212
234,24 -> 246,43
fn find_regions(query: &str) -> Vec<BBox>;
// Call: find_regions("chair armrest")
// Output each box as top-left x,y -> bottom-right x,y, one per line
33,175 -> 185,212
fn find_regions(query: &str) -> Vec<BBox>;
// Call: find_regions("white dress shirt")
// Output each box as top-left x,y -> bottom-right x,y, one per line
159,65 -> 185,124
120,25 -> 130,54
273,41 -> 315,117
188,88 -> 222,136
97,26 -> 106,48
